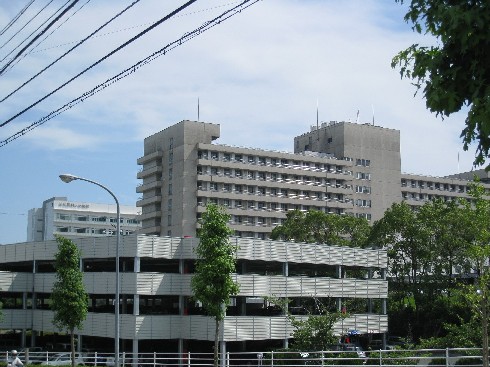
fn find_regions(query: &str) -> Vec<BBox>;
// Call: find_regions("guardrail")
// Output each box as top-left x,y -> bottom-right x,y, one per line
3,348 -> 486,367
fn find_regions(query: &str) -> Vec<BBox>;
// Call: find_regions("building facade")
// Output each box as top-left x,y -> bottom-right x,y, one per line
27,197 -> 142,242
137,120 -> 489,239
0,235 -> 388,354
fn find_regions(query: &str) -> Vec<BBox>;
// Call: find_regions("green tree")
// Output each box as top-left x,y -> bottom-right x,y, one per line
392,0 -> 490,167
458,183 -> 490,367
270,209 -> 370,247
368,199 -> 474,341
51,236 -> 88,367
288,309 -> 343,352
191,204 -> 240,367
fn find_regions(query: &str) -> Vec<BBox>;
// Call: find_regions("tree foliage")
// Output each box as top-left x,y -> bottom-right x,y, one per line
270,209 -> 370,247
51,235 -> 88,367
392,0 -> 490,167
191,204 -> 239,367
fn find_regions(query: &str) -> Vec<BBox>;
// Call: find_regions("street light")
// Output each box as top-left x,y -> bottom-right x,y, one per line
59,174 -> 120,367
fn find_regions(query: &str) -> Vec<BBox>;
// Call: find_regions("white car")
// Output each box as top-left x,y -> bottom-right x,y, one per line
45,352 -> 85,366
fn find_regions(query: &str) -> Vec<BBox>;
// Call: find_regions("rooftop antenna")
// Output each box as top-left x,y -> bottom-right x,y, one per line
197,97 -> 200,121
356,109 -> 360,123
371,104 -> 375,125
316,99 -> 319,142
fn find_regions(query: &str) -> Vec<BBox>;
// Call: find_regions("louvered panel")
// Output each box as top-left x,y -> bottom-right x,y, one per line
0,309 -> 32,329
235,275 -> 256,295
151,237 -> 175,258
268,241 -> 287,262
237,241 -> 255,260
33,273 -> 55,293
268,275 -> 287,296
302,245 -> 318,264
284,277 -> 302,297
120,273 -> 137,294
0,271 -> 32,292
285,243 -> 303,263
32,310 -> 56,333
84,312 -> 115,338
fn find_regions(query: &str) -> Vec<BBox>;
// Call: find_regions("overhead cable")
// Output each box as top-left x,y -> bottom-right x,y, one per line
0,0 -> 261,147
0,0 -> 36,38
0,0 -> 80,75
0,0 -> 198,127
0,0 -> 56,51
0,0 -> 142,103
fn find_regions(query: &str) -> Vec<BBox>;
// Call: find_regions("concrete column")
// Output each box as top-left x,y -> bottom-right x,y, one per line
132,340 -> 139,367
220,341 -> 226,367
134,256 -> 140,273
133,295 -> 139,315
77,335 -> 82,351
178,339 -> 184,367
31,260 -> 37,347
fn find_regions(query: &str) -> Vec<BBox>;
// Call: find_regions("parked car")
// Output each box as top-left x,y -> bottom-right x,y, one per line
45,352 -> 86,366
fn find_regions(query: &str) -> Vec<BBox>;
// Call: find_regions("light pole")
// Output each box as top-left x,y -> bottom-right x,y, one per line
59,174 -> 120,367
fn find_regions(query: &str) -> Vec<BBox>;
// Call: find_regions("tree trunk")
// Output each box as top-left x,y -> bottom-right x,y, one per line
71,328 -> 75,367
214,318 -> 220,367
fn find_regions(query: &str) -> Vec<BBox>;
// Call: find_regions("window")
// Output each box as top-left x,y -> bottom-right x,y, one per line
356,185 -> 371,194
258,157 -> 266,165
168,183 -> 173,195
270,188 -> 277,196
198,150 -> 208,159
248,186 -> 255,194
211,183 -> 218,191
258,187 -> 266,195
224,153 -> 231,161
211,167 -> 218,175
92,217 -> 107,222
211,151 -> 219,160
356,172 -> 371,180
235,154 -> 243,162
57,214 -> 71,220
235,169 -> 242,178
235,185 -> 242,193
356,158 -> 371,167
223,184 -> 231,192
248,156 -> 256,164
167,215 -> 172,226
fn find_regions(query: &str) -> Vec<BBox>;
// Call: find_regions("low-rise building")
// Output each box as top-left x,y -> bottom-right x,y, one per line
0,235 -> 388,354
27,197 -> 142,242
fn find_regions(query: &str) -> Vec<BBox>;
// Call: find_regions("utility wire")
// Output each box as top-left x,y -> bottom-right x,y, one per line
0,0 -> 261,147
20,1 -> 241,56
0,0 -> 93,76
0,0 -> 72,64
0,0 -> 78,73
0,0 -> 198,127
0,0 -> 36,38
0,0 -> 141,104
0,0 -> 55,51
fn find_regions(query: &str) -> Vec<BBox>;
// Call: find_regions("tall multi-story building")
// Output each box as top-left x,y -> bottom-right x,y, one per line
27,197 -> 142,242
137,120 -> 488,239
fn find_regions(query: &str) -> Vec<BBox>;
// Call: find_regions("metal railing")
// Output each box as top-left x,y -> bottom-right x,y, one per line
4,348 -> 486,367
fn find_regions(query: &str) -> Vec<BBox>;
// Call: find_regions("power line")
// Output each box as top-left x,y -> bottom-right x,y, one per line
0,0 -> 261,147
0,0 -> 77,70
0,0 -> 141,103
0,0 -> 199,127
0,0 -> 36,38
0,0 -> 56,52
0,0 -> 93,76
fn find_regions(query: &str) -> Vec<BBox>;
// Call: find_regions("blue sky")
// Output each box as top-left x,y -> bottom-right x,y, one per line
0,0 -> 476,244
